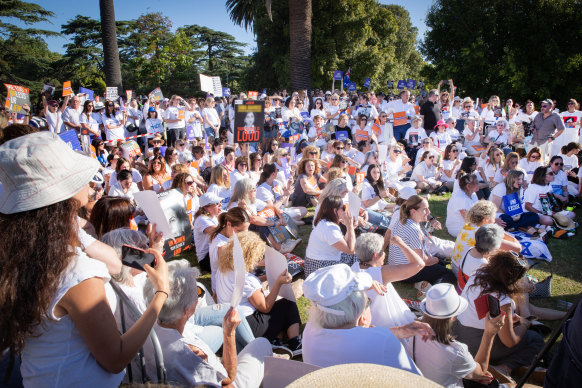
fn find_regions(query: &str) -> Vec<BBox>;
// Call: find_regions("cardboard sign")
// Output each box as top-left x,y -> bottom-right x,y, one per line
333,70 -> 343,80
248,91 -> 258,100
335,130 -> 349,141
288,134 -> 300,143
396,80 -> 406,90
347,165 -> 357,175
347,82 -> 357,92
149,87 -> 164,102
265,246 -> 296,302
199,74 -> 223,97
62,81 -> 73,97
387,80 -> 394,89
377,144 -> 388,165
355,129 -> 369,142
4,84 -> 30,114
363,77 -> 371,88
58,129 -> 82,151
414,105 -> 420,114
79,87 -> 94,101
231,233 -> 246,308
393,111 -> 407,126
234,100 -> 265,143
178,108 -> 185,120
356,172 -> 365,184
106,86 -> 119,101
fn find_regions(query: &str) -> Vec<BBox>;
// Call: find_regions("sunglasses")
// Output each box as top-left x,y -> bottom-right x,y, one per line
568,102 -> 575,105
185,181 -> 195,186
281,153 -> 289,157
428,156 -> 435,159
422,141 -> 430,144
152,161 -> 162,165
451,149 -> 458,153
309,151 -> 318,155
530,155 -> 540,160
554,162 -> 564,166
239,163 -> 248,167
541,104 -> 550,108
345,142 -> 352,145
336,147 -> 344,150
393,149 -> 402,154
271,143 -> 279,146
340,160 -> 347,164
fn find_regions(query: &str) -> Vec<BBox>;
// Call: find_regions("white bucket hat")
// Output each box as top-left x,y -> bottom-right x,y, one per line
0,132 -> 100,214
303,264 -> 372,316
199,192 -> 222,208
420,283 -> 468,319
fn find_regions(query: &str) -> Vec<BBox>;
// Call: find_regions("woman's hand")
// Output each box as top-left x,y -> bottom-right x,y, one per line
341,208 -> 354,227
146,223 -> 165,252
276,269 -> 292,285
484,312 -> 506,336
143,248 -> 169,294
369,280 -> 387,295
495,217 -> 507,228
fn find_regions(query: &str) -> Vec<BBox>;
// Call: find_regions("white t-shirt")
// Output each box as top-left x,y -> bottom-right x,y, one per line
524,183 -> 552,213
458,249 -> 488,284
404,126 -> 428,146
21,251 -> 124,388
229,170 -> 250,190
480,106 -> 505,124
386,99 -> 415,124
145,118 -> 164,135
305,220 -> 344,262
209,233 -> 229,293
518,159 -> 541,182
256,181 -> 283,203
411,161 -> 437,182
302,324 -> 420,374
207,183 -> 231,207
361,180 -> 387,211
45,110 -> 65,133
430,131 -> 452,150
164,106 -> 185,129
441,159 -> 460,182
559,153 -> 579,171
109,169 -> 143,188
486,129 -> 509,145
491,184 -> 525,215
414,147 -> 439,166
62,106 -> 81,131
483,163 -> 498,183
446,191 -> 478,236
79,113 -> 99,135
550,170 -> 568,196
103,113 -> 125,141
458,275 -> 514,330
404,335 -> 476,388
193,215 -> 218,261
383,158 -> 405,182
215,270 -> 262,316
108,182 -> 140,202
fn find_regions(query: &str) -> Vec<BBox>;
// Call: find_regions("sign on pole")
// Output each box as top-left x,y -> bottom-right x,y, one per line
234,100 -> 265,143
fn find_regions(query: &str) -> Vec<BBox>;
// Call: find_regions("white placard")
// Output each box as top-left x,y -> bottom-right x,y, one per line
199,74 -> 223,97
230,233 -> 246,308
377,144 -> 388,165
106,86 -> 119,101
264,246 -> 296,302
133,190 -> 172,237
348,191 -> 361,222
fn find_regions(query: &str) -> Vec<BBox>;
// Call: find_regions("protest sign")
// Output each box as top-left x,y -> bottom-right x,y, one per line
222,87 -> 231,97
62,81 -> 73,96
149,87 -> 164,102
58,129 -> 82,151
335,130 -> 349,141
406,79 -> 417,89
393,111 -> 407,126
158,189 -> 193,257
387,80 -> 394,89
503,192 -> 523,217
248,91 -> 258,100
42,84 -> 55,96
363,77 -> 371,88
231,233 -> 245,308
79,87 -> 94,101
265,247 -> 296,301
199,74 -> 223,97
234,100 -> 265,143
3,84 -> 30,114
355,129 -> 369,142
396,80 -> 406,89
348,192 -> 361,222
333,70 -> 343,80
347,82 -> 357,92
356,172 -> 365,184
377,144 -> 388,165
120,140 -> 142,160
126,90 -> 133,101
106,87 -> 119,101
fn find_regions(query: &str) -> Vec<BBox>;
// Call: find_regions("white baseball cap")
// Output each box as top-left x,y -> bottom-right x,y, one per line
398,186 -> 417,200
0,132 -> 100,214
420,283 -> 468,319
199,192 -> 222,208
303,264 -> 372,315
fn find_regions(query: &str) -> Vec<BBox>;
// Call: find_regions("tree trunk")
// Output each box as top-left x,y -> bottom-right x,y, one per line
288,0 -> 311,91
99,0 -> 123,90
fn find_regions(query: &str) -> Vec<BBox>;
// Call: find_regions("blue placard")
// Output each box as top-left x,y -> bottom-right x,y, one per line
222,87 -> 231,97
363,77 -> 371,88
58,130 -> 82,151
79,87 -> 94,101
406,79 -> 417,89
397,80 -> 406,89
347,82 -> 357,92
551,184 -> 563,196
333,70 -> 343,80
335,130 -> 349,141
502,192 -> 523,217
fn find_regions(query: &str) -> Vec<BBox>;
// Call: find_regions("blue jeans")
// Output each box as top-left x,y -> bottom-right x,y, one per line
192,303 -> 256,352
367,209 -> 390,228
499,212 -> 540,231
204,126 -> 217,138
393,123 -> 411,141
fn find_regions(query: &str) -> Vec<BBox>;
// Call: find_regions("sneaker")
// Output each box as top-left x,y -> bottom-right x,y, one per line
271,339 -> 293,358
280,239 -> 302,253
286,336 -> 302,358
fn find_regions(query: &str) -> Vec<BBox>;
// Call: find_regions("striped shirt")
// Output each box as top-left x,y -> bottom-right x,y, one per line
388,218 -> 423,265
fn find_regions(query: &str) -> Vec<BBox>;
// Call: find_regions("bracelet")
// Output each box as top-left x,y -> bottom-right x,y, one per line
155,290 -> 169,298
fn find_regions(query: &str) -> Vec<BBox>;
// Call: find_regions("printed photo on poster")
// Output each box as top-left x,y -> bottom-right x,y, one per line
158,189 -> 193,258
234,100 -> 265,143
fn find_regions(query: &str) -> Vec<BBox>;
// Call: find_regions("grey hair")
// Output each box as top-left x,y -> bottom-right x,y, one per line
355,233 -> 384,264
318,178 -> 348,203
100,228 -> 148,284
308,291 -> 367,329
362,151 -> 377,167
474,224 -> 504,255
143,259 -> 200,325
428,89 -> 438,97
230,177 -> 255,205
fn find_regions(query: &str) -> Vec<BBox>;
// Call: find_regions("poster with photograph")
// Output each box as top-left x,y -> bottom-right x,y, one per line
234,100 -> 265,143
158,189 -> 193,258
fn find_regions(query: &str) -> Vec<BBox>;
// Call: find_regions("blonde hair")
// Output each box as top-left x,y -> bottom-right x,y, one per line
326,167 -> 344,182
209,164 -> 230,188
218,231 -> 265,273
488,95 -> 500,109
271,147 -> 289,164
466,200 -> 497,226
205,97 -> 215,105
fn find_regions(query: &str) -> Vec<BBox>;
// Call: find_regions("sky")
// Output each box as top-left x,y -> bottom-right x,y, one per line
16,0 -> 433,54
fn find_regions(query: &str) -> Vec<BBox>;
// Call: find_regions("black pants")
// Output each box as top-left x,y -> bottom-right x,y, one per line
167,127 -> 185,147
198,253 -> 211,272
401,258 -> 456,285
246,299 -> 301,341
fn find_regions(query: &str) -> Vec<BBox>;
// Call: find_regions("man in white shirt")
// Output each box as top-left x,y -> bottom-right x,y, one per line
164,95 -> 188,147
376,92 -> 389,114
43,95 -> 68,134
387,90 -> 415,141
353,94 -> 379,121
62,96 -> 82,132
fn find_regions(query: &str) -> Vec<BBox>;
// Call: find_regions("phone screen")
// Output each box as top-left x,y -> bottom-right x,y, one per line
121,245 -> 156,271
487,294 -> 501,318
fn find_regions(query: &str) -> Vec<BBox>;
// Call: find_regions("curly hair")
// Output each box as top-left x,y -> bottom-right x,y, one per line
0,199 -> 81,354
470,251 -> 527,299
218,231 -> 265,273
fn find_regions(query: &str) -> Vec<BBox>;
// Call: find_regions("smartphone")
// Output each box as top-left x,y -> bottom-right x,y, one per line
121,245 -> 156,271
487,294 -> 501,318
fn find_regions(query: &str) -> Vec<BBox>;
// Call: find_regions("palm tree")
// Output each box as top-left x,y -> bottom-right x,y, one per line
99,0 -> 123,90
225,0 -> 312,91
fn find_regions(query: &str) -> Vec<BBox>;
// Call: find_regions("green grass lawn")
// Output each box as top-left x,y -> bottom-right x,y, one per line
178,194 -> 582,338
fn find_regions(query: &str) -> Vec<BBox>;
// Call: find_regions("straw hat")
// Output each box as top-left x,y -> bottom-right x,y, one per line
149,133 -> 165,146
288,363 -> 441,388
552,212 -> 575,230
0,132 -> 100,214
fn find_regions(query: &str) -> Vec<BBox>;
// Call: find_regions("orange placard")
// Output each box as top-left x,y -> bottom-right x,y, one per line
257,206 -> 276,218
414,105 -> 420,114
178,108 -> 185,120
186,198 -> 193,223
393,111 -> 407,126
480,103 -> 488,110
372,121 -> 382,135
90,145 -> 97,160
356,172 -> 365,184
248,91 -> 258,100
472,144 -> 486,152
347,165 -> 357,175
355,129 -> 369,142
62,81 -> 72,97
288,134 -> 300,143
191,160 -> 199,170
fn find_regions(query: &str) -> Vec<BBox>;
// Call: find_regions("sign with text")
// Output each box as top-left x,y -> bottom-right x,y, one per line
347,82 -> 357,92
234,100 -> 265,143
149,87 -> 164,102
58,129 -> 82,151
4,84 -> 30,114
62,81 -> 73,97
199,74 -> 223,97
333,70 -> 343,80
79,87 -> 94,101
106,86 -> 119,101
363,77 -> 371,88
406,79 -> 417,89
397,80 -> 406,89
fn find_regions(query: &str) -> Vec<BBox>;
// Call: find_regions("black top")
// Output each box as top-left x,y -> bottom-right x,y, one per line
420,101 -> 441,133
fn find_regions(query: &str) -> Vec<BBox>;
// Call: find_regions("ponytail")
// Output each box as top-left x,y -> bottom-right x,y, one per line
399,195 -> 424,225
209,207 -> 250,242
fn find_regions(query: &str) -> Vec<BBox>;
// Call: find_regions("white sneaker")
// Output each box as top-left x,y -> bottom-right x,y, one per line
280,239 -> 302,254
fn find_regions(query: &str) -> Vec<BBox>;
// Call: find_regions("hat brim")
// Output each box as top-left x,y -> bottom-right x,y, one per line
149,138 -> 165,146
553,215 -> 575,230
419,296 -> 468,319
434,123 -> 449,129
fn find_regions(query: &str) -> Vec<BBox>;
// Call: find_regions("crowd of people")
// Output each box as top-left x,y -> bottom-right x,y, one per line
0,81 -> 580,387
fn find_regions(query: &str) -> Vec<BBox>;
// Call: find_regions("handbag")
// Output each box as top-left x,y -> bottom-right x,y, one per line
528,261 -> 553,298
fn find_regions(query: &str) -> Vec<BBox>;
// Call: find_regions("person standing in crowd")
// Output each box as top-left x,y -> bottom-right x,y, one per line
62,95 -> 82,132
386,90 -> 415,141
420,89 -> 441,135
164,95 -> 189,147
531,99 -> 566,163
